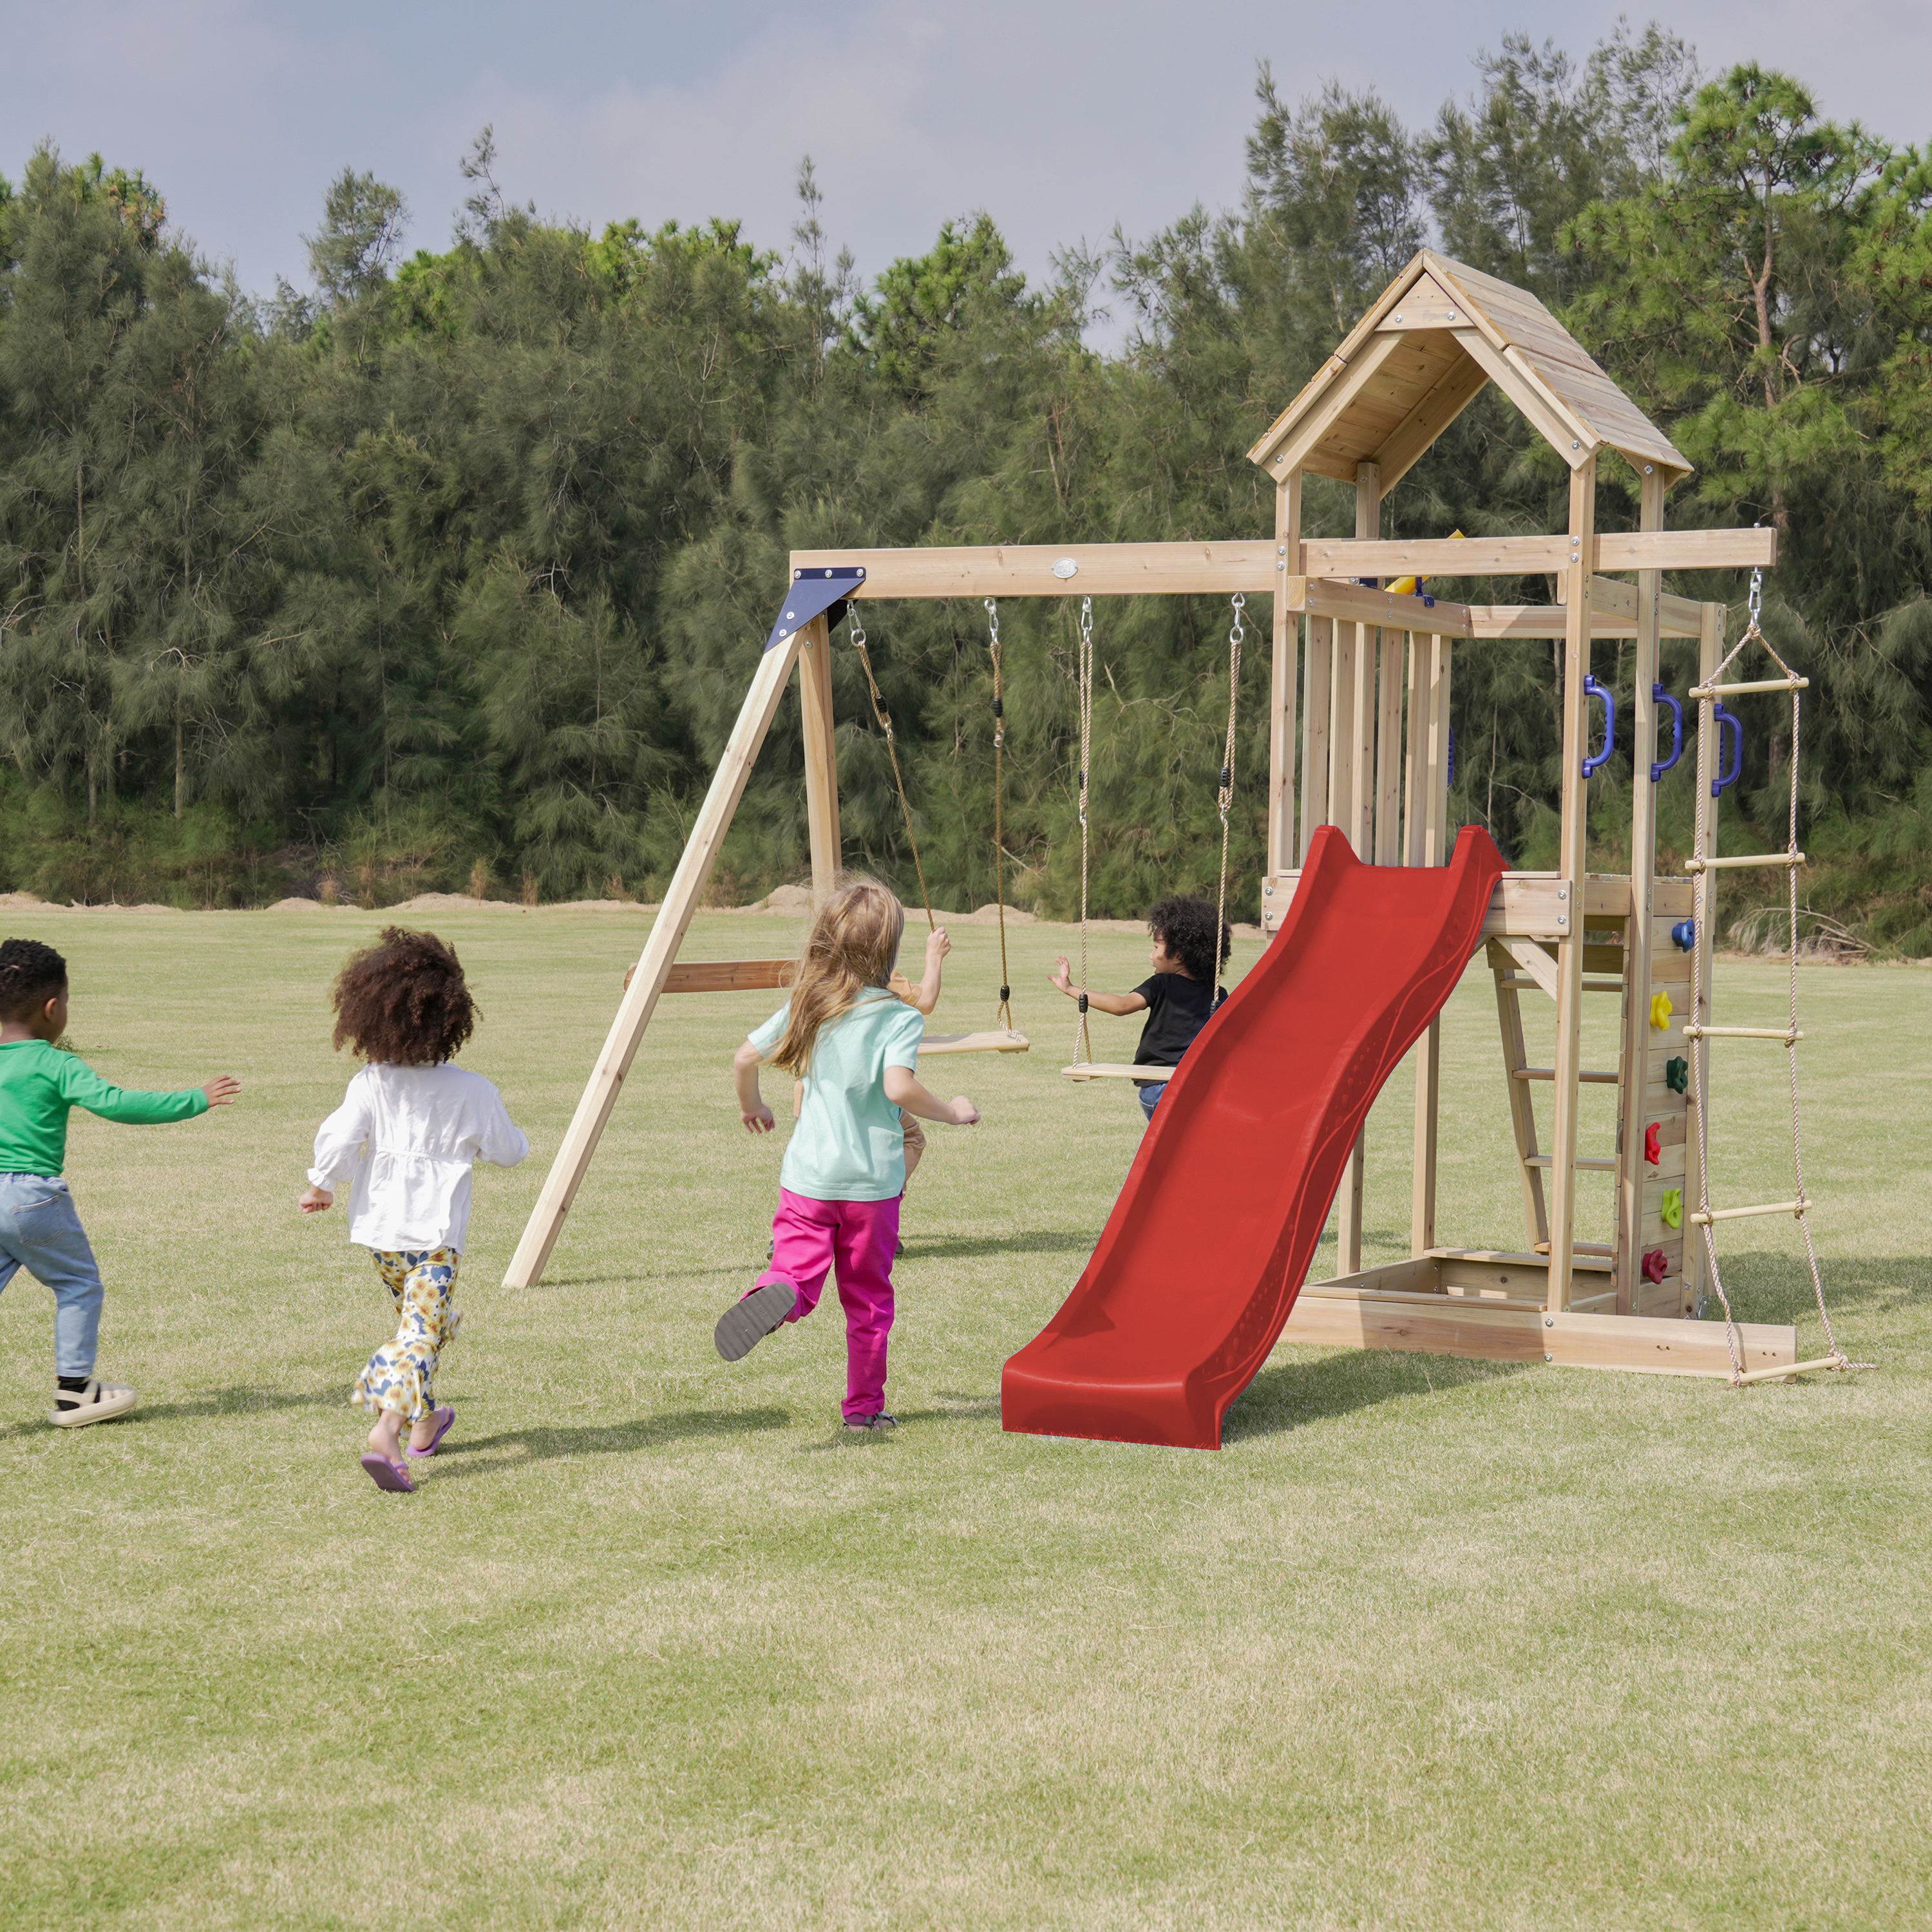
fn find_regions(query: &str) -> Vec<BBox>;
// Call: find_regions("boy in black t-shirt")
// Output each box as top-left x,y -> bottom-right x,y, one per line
1048,896 -> 1231,1121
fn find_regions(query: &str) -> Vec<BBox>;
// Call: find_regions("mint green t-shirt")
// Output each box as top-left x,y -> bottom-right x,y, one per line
749,991 -> 924,1202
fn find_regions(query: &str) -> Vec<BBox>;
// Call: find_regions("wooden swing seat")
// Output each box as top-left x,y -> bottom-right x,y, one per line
1062,1063 -> 1175,1082
922,1030 -> 1030,1056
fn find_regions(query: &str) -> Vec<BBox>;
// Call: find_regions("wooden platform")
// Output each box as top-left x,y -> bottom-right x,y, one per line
1280,1253 -> 1797,1378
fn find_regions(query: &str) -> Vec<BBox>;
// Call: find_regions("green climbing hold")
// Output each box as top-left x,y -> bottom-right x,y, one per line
1661,1188 -> 1683,1230
1665,1056 -> 1689,1094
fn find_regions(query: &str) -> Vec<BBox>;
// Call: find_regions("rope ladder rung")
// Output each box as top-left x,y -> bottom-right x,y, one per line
1683,851 -> 1806,872
1691,1200 -> 1806,1225
1682,1025 -> 1803,1042
1690,677 -> 1809,698
1731,1355 -> 1844,1388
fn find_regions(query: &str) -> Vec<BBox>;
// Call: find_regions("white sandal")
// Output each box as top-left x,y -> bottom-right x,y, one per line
50,1378 -> 138,1428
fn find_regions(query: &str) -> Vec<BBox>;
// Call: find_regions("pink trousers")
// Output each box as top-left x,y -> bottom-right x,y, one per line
755,1188 -> 900,1420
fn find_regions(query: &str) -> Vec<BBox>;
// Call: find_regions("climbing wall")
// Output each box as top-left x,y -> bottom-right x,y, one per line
1636,902 -> 1698,1316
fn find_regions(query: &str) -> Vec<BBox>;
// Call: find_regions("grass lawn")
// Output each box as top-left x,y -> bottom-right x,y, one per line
0,900 -> 1926,1929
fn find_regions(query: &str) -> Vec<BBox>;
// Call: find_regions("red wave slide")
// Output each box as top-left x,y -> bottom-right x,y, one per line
1002,823 -> 1506,1450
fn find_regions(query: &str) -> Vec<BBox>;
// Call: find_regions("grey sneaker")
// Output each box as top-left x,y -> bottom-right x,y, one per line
715,1280 -> 798,1362
843,1410 -> 898,1432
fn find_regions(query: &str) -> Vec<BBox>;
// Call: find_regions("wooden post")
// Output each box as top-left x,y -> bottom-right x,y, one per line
1409,633 -> 1450,1253
1350,628 -> 1376,859
1338,462 -> 1381,1271
1546,455 -> 1598,1314
1613,469 -> 1667,1314
1300,615 -> 1332,862
1374,628 -> 1403,865
1269,472 -> 1303,878
1684,600 -> 1726,1314
502,632 -> 806,1288
1327,622 -> 1356,860
798,612 -> 840,900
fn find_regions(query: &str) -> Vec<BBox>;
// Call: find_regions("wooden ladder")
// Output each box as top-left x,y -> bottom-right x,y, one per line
1487,936 -> 1626,1262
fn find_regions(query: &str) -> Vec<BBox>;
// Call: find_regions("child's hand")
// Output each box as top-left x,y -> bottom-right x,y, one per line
204,1075 -> 241,1106
925,927 -> 952,964
742,1103 -> 777,1135
949,1095 -> 980,1126
1048,955 -> 1075,996
298,1185 -> 332,1214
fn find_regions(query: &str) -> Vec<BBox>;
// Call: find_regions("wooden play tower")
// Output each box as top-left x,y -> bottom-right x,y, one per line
505,249 -> 1800,1380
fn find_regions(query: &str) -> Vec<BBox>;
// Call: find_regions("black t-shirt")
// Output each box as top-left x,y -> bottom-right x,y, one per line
1132,972 -> 1224,1068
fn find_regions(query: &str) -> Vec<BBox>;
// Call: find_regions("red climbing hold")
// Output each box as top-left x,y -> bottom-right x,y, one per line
1644,1122 -> 1661,1165
1642,1249 -> 1669,1284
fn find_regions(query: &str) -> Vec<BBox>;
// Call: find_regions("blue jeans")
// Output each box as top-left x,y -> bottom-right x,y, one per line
0,1173 -> 104,1376
1137,1082 -> 1166,1122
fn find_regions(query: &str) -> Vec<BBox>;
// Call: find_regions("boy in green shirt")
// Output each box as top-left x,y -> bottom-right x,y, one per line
0,938 -> 238,1426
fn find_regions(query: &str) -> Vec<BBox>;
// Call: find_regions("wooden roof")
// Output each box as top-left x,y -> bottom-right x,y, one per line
1246,251 -> 1690,489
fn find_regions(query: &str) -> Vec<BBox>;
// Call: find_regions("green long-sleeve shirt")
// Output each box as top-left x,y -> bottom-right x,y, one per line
0,1037 -> 208,1176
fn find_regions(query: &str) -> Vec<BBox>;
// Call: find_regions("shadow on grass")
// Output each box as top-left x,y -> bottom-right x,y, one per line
428,1405 -> 790,1479
1709,1249 -> 1926,1327
0,1383 -> 344,1443
1222,1349 -> 1524,1444
900,1229 -> 1100,1262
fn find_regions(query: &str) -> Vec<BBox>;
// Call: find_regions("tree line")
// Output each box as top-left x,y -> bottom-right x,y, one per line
4,28 -> 1932,951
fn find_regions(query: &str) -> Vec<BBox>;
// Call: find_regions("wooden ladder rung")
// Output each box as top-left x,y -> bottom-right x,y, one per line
1690,1200 -> 1806,1224
1512,1067 -> 1621,1084
1683,1025 -> 1802,1042
1524,1154 -> 1617,1172
1500,976 -> 1624,993
1684,852 -> 1805,872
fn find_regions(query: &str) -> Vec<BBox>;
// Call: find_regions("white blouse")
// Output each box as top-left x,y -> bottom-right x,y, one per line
308,1062 -> 530,1254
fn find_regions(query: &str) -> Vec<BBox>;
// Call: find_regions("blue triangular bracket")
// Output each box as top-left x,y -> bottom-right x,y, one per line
764,566 -> 867,653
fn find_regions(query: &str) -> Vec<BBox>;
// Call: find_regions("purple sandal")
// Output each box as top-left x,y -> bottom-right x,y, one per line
360,1451 -> 416,1493
405,1406 -> 456,1460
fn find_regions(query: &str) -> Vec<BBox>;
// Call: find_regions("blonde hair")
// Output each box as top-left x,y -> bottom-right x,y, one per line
768,873 -> 905,1076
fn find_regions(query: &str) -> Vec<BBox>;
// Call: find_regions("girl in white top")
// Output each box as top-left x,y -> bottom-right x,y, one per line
299,928 -> 529,1493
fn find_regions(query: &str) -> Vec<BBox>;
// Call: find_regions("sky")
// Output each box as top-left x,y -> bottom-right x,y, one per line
7,0 -> 1931,322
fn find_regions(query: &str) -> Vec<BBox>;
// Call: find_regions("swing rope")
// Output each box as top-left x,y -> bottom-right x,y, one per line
1213,593 -> 1246,1005
847,610 -> 934,931
1687,565 -> 1861,1385
1072,594 -> 1095,1067
985,598 -> 1014,1032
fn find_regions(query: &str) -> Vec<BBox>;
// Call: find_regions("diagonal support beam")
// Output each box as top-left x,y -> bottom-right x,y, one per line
503,627 -> 808,1287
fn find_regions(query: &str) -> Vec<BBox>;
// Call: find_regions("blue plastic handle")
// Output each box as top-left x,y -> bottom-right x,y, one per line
1711,701 -> 1743,798
1582,673 -> 1615,777
1650,684 -> 1683,782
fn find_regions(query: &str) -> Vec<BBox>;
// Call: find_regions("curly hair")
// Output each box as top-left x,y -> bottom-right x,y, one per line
330,928 -> 477,1065
1148,895 -> 1231,987
0,938 -> 68,1023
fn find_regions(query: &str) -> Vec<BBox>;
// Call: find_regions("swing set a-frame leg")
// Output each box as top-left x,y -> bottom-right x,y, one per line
501,621 -> 815,1289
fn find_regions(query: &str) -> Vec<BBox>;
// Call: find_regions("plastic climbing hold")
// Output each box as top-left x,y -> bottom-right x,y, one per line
1661,1188 -> 1683,1230
1650,990 -> 1674,1031
1642,1249 -> 1670,1285
1671,919 -> 1695,952
1644,1122 -> 1661,1166
1665,1056 -> 1689,1094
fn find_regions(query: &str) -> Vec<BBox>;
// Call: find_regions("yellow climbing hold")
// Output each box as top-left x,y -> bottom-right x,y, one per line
1651,990 -> 1674,1031
1661,1188 -> 1683,1229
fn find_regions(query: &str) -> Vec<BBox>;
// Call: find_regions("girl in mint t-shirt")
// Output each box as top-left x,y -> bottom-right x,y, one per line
718,875 -> 980,1431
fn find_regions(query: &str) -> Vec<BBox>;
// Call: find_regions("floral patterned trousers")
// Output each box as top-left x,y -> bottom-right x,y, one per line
352,1247 -> 460,1422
